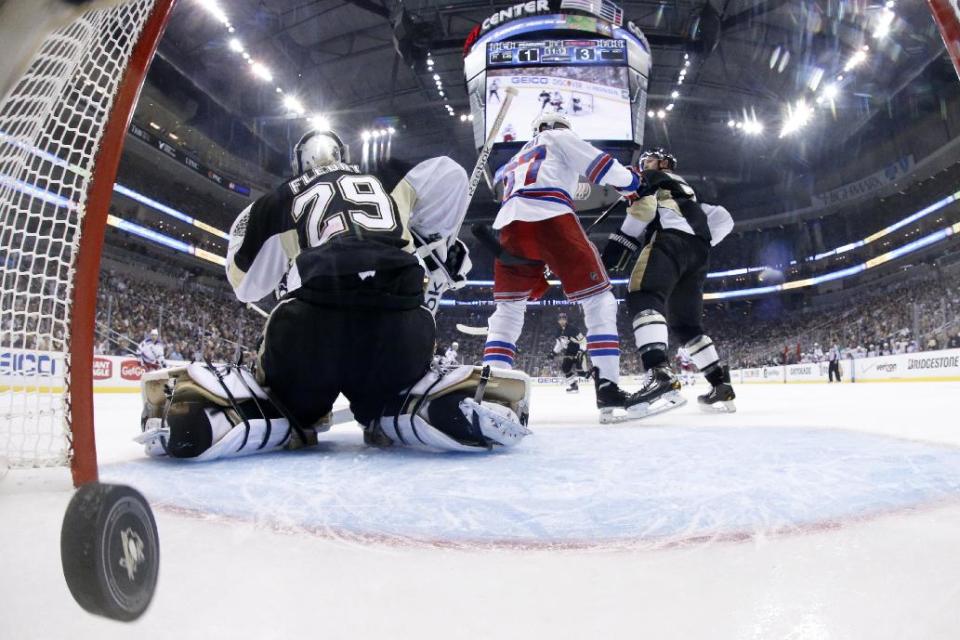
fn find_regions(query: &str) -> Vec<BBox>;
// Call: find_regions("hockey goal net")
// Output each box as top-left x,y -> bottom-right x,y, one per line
0,0 -> 174,485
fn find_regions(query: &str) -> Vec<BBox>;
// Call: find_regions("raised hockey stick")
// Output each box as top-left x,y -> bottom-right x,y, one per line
583,196 -> 626,233
453,86 -> 519,241
246,302 -> 269,318
456,323 -> 488,336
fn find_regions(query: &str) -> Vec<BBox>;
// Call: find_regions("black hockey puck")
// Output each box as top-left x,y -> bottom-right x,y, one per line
60,482 -> 159,621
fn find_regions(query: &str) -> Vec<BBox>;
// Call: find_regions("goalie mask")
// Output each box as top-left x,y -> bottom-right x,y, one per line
292,130 -> 349,175
532,112 -> 572,135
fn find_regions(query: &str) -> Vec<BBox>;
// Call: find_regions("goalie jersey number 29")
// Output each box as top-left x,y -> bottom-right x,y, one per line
292,173 -> 399,247
227,163 -> 419,306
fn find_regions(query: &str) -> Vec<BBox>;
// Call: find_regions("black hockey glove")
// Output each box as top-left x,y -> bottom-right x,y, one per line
601,232 -> 640,274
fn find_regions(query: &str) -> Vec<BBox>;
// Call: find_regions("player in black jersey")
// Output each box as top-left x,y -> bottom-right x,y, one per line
551,312 -> 588,393
539,89 -> 551,112
137,131 -> 531,460
601,149 -> 737,417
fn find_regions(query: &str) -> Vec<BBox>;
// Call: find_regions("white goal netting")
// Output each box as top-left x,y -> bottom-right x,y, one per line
0,0 -> 161,471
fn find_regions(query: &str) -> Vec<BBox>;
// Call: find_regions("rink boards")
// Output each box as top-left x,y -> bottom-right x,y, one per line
733,347 -> 960,384
3,348 -> 959,395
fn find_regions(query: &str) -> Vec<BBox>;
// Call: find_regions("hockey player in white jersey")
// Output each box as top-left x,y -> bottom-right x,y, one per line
483,113 -> 642,422
441,342 -> 460,367
137,129 -> 531,460
137,329 -> 165,372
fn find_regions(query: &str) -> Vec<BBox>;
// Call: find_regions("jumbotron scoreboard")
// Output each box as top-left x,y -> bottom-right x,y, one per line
463,0 -> 651,177
487,39 -> 627,66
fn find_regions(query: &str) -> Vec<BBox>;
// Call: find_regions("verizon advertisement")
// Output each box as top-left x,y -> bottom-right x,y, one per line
731,348 -> 960,384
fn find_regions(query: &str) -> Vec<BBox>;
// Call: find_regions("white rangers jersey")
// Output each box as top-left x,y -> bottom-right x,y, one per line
441,347 -> 459,366
138,338 -> 165,367
492,128 -> 639,230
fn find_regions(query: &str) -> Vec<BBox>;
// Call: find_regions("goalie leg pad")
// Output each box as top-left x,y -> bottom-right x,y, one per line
368,365 -> 532,452
137,363 -> 298,461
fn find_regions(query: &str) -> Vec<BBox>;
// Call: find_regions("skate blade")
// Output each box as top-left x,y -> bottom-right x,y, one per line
623,392 -> 687,421
698,400 -> 736,414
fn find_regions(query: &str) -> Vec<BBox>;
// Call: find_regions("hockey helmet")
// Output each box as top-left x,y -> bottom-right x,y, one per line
531,112 -> 572,135
292,130 -> 349,175
639,148 -> 677,170
451,342 -> 459,350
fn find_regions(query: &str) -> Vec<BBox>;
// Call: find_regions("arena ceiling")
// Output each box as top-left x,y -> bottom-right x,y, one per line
148,0 -> 953,199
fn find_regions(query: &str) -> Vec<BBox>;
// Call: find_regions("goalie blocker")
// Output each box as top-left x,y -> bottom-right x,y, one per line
138,362 -> 531,458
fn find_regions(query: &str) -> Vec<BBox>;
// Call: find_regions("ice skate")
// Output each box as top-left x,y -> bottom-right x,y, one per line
565,379 -> 579,393
698,382 -> 736,413
593,367 -> 630,424
623,365 -> 686,419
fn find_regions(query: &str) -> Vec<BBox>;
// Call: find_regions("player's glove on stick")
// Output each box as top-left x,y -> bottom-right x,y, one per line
601,232 -> 640,274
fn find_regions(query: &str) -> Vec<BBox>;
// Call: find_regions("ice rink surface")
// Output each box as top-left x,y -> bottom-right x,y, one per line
3,380 -> 960,639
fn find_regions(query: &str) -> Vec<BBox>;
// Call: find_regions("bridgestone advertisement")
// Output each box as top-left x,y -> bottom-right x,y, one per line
731,348 -> 960,384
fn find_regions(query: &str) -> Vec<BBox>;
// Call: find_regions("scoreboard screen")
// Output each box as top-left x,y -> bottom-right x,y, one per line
487,39 -> 628,67
484,37 -> 633,144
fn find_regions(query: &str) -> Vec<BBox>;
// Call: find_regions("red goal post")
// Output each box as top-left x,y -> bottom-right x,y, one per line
0,0 -> 176,486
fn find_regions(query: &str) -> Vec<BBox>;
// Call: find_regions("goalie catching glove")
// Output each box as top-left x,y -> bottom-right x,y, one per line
414,231 -> 472,314
365,364 -> 532,452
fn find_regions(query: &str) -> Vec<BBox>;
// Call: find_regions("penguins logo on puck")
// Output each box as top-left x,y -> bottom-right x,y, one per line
61,482 -> 160,622
119,528 -> 146,581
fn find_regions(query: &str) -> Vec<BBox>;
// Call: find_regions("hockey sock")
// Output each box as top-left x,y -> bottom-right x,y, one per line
685,335 -> 724,386
484,300 -> 525,369
633,309 -> 668,370
580,291 -> 620,383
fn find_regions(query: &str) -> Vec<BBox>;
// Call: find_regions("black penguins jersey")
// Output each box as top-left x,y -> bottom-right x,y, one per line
227,163 -> 422,309
632,169 -> 712,244
555,323 -> 585,356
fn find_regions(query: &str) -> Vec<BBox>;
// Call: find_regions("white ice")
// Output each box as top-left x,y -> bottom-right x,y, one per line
3,381 -> 960,639
486,76 -> 632,143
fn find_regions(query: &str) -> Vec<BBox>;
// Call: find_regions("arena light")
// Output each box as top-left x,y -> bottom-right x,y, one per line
228,38 -> 243,53
671,90 -> 679,98
873,7 -> 896,39
779,100 -> 812,138
388,127 -> 396,134
148,121 -> 161,130
310,115 -> 330,131
843,49 -> 868,72
727,119 -> 735,127
648,110 -> 656,118
666,103 -> 674,111
743,119 -> 764,135
195,0 -> 229,26
467,114 -> 474,122
821,83 -> 839,101
361,130 -> 371,142
432,74 -> 440,81
251,62 -> 273,82
459,114 -> 467,122
283,95 -> 305,115
656,109 -> 666,119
